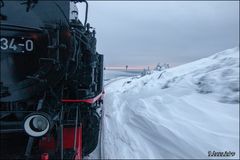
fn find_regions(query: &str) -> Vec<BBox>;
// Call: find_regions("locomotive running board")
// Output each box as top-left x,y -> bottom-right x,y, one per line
61,92 -> 104,104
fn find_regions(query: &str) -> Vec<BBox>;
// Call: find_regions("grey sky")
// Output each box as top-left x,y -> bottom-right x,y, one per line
77,1 -> 239,68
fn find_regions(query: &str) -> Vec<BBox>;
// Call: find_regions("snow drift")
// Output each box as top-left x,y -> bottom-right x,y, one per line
101,47 -> 239,159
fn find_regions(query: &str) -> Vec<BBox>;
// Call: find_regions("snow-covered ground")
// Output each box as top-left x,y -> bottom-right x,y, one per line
103,69 -> 141,84
90,47 -> 239,159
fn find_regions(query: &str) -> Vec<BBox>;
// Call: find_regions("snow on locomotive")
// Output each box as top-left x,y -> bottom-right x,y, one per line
0,0 -> 103,159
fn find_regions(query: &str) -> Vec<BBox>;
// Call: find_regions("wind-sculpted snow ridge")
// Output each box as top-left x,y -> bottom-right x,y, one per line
101,47 -> 239,159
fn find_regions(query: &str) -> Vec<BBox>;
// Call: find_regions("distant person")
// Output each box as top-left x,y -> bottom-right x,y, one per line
126,65 -> 128,71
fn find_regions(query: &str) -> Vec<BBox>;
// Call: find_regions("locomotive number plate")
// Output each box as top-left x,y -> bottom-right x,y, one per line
0,37 -> 34,54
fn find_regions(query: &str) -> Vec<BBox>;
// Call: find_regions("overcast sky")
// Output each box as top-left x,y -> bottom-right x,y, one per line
77,1 -> 239,68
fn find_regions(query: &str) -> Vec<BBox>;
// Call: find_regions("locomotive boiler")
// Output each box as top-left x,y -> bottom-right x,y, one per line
0,0 -> 104,159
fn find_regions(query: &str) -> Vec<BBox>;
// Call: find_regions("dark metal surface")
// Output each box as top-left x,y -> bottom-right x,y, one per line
0,1 -> 69,27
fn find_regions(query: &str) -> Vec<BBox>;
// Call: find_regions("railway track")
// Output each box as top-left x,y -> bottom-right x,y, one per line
99,77 -> 129,159
86,76 -> 135,159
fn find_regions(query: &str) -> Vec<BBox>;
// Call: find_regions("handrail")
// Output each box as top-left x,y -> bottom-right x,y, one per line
73,0 -> 88,27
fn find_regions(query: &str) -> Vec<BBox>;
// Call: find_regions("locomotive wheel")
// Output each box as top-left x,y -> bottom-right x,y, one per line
83,110 -> 100,155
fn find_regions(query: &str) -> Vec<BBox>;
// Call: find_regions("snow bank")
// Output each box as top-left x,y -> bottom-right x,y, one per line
104,70 -> 141,83
102,47 -> 239,159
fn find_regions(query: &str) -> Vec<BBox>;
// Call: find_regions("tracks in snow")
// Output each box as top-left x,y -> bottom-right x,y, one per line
85,77 -> 128,159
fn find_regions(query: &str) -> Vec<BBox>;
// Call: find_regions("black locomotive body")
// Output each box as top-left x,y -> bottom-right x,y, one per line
0,0 -> 103,159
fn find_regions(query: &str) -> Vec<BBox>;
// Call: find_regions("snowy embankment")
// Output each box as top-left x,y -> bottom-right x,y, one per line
101,47 -> 239,159
103,70 -> 141,85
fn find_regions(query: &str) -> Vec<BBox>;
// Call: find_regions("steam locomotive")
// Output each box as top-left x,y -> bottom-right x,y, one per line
0,0 -> 103,159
